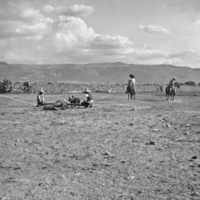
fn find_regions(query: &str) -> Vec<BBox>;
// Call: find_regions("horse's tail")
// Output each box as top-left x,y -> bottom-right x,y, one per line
124,85 -> 128,93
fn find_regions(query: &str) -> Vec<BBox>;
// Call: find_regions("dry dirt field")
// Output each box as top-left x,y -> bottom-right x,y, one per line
0,92 -> 200,200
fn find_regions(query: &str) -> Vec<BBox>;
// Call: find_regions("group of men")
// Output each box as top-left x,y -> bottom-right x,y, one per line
37,76 -> 177,108
37,88 -> 93,108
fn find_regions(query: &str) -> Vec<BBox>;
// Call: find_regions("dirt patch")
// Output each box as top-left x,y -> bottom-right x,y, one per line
0,92 -> 200,200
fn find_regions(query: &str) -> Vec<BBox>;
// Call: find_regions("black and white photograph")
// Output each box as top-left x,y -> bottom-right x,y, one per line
0,0 -> 200,199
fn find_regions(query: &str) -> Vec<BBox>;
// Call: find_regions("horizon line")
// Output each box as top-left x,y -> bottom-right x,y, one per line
0,61 -> 196,69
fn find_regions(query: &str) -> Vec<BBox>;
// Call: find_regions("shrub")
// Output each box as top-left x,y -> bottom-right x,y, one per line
0,79 -> 13,93
185,81 -> 196,86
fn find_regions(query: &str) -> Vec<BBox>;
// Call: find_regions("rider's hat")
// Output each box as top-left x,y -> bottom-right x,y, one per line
40,88 -> 45,93
83,88 -> 91,94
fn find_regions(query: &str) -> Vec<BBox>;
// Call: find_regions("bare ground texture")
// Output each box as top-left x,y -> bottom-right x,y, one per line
0,92 -> 200,200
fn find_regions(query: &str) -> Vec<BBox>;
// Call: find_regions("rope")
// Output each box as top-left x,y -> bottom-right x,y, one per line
0,91 -> 126,107
0,93 -> 110,107
0,94 -> 36,106
95,93 -> 112,101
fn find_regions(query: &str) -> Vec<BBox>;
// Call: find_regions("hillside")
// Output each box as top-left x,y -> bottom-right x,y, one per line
0,62 -> 200,84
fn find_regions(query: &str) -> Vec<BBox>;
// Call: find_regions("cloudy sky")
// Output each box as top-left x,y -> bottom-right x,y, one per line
1,0 -> 200,68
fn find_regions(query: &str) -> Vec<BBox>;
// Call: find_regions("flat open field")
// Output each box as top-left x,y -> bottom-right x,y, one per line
0,92 -> 200,200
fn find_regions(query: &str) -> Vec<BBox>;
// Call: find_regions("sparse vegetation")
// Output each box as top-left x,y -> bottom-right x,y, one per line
1,79 -> 200,95
185,81 -> 196,86
0,92 -> 200,199
0,79 -> 12,93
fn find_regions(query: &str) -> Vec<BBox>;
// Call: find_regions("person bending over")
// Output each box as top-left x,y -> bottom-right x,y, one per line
81,88 -> 93,108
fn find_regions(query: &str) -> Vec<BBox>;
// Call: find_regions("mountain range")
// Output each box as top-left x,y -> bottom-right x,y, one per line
0,61 -> 200,84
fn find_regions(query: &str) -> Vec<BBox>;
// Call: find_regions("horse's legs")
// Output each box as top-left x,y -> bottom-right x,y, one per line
170,93 -> 174,101
172,94 -> 174,101
170,90 -> 175,101
128,92 -> 136,100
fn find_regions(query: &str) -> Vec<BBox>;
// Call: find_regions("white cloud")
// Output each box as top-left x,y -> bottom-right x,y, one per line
0,1 -> 191,66
130,48 -> 188,61
134,49 -> 172,60
0,1 -> 42,23
139,25 -> 171,34
0,18 -> 52,40
43,4 -> 94,17
90,35 -> 133,49
194,20 -> 200,26
22,8 -> 40,19
0,0 -> 133,63
50,16 -> 98,50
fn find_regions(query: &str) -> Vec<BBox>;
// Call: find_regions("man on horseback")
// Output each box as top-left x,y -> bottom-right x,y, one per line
129,74 -> 136,85
165,77 -> 179,101
126,74 -> 136,100
168,77 -> 176,93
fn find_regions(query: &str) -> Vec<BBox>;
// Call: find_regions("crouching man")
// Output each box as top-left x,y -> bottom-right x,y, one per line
81,88 -> 93,108
37,88 -> 46,107
68,95 -> 81,107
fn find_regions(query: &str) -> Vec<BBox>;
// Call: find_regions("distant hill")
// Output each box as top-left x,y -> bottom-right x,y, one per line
0,62 -> 200,84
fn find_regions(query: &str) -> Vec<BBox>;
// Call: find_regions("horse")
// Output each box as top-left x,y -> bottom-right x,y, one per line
42,100 -> 69,110
165,82 -> 180,101
126,80 -> 136,100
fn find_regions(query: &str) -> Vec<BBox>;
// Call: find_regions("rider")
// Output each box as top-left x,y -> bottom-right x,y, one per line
126,74 -> 136,93
168,77 -> 176,92
129,74 -> 136,85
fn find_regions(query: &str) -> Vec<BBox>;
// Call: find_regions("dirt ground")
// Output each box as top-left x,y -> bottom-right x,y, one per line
0,92 -> 200,200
